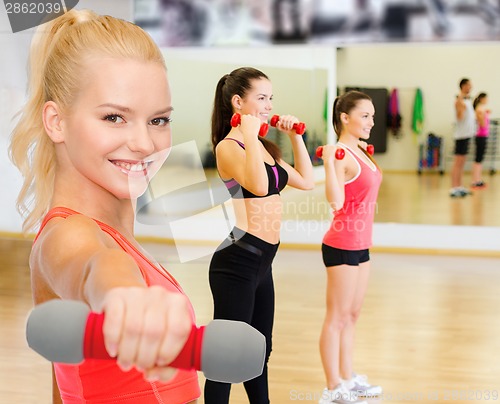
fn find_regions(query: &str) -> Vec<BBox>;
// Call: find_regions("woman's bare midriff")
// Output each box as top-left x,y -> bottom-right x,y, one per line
231,194 -> 282,244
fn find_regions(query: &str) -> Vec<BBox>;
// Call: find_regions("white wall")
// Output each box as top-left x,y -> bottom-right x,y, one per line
0,5 -> 37,232
337,42 -> 500,172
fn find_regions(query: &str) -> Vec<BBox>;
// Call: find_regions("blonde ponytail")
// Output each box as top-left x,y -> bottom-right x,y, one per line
9,9 -> 166,233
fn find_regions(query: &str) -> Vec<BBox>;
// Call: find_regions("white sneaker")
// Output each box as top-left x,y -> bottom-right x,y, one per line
449,188 -> 466,197
318,384 -> 368,404
458,186 -> 472,195
345,373 -> 383,398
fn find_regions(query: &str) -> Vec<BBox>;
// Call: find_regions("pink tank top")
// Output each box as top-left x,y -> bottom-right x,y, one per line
322,145 -> 382,251
476,110 -> 490,137
33,207 -> 200,404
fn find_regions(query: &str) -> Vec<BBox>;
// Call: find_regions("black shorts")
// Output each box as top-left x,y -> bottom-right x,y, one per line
322,244 -> 370,267
454,138 -> 470,155
475,137 -> 487,163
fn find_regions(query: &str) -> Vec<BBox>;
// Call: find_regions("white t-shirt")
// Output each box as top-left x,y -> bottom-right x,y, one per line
453,97 -> 475,140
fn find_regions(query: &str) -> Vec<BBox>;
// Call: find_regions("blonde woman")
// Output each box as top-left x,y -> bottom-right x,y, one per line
10,9 -> 200,403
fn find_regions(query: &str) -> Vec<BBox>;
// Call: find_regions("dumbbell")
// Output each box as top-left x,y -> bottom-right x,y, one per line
315,146 -> 345,160
316,144 -> 373,160
270,115 -> 306,135
230,113 -> 269,137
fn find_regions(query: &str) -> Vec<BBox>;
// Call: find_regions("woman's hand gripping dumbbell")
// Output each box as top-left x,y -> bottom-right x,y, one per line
315,145 -> 345,160
230,113 -> 269,137
358,140 -> 375,155
316,143 -> 374,160
269,115 -> 306,135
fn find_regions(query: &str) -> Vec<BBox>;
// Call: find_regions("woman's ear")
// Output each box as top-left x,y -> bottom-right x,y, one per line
42,101 -> 65,143
231,94 -> 242,111
340,112 -> 349,126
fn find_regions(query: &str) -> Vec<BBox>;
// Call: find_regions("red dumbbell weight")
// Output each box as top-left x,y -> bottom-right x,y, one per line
230,113 -> 269,137
315,146 -> 345,160
366,144 -> 374,155
270,115 -> 306,135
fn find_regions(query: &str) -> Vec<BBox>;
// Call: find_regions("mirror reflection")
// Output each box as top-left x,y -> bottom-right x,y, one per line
143,42 -> 500,228
131,0 -> 500,228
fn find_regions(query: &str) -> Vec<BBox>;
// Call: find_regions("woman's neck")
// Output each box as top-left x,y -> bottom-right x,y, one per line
338,134 -> 360,149
51,175 -> 136,235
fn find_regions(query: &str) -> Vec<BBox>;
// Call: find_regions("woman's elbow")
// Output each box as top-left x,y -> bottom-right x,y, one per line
254,189 -> 268,197
299,183 -> 314,191
248,184 -> 269,197
293,178 -> 315,191
329,200 -> 344,211
304,179 -> 315,190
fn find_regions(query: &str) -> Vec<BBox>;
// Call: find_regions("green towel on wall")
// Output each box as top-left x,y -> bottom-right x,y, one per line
323,88 -> 328,134
412,88 -> 424,136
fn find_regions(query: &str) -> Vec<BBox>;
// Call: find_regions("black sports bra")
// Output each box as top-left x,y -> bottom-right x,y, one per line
221,138 -> 288,199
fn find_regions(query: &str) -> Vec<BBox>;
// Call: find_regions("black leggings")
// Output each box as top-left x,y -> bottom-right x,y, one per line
204,228 -> 279,404
475,136 -> 488,163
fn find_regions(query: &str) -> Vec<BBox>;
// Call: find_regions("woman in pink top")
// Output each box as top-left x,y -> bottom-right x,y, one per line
472,92 -> 490,188
9,9 -> 200,403
317,91 -> 382,404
